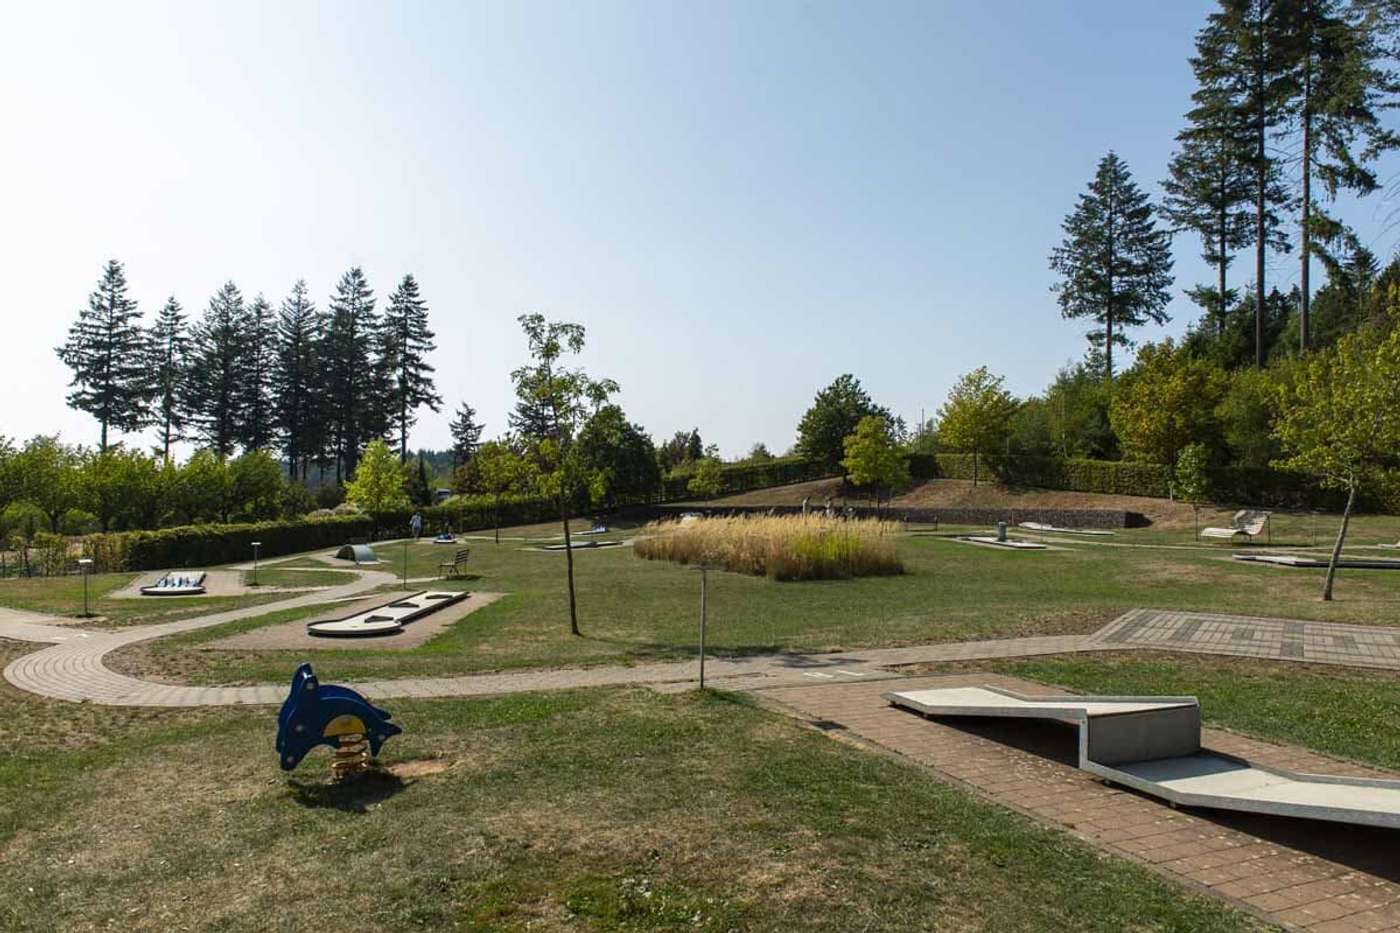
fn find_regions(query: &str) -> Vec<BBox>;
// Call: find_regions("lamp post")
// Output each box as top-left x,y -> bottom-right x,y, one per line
250,541 -> 262,587
691,564 -> 719,690
78,558 -> 93,618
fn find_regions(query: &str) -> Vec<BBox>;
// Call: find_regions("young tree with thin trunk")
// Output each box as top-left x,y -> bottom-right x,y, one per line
936,368 -> 1019,487
474,440 -> 530,545
841,415 -> 910,515
381,274 -> 443,461
148,296 -> 189,461
510,314 -> 617,637
1273,311 -> 1400,600
183,282 -> 247,457
1049,152 -> 1175,381
56,260 -> 152,451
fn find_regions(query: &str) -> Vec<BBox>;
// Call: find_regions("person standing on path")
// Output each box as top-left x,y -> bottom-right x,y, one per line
410,511 -> 423,541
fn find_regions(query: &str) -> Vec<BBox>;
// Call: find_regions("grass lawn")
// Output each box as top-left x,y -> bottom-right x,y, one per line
0,572 -> 308,628
106,522 -> 1400,687
0,643 -> 1257,932
922,651 -> 1400,772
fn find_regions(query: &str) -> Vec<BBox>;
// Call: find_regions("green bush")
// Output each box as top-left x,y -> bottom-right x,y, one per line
1,500 -> 48,542
58,508 -> 100,536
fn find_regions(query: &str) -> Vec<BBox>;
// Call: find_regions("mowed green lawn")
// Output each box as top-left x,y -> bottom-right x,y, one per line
108,521 -> 1400,687
0,571 -> 309,629
0,642 -> 1257,932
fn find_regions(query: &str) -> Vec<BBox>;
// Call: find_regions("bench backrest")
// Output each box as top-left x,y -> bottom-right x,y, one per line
454,548 -> 470,564
1232,510 -> 1271,534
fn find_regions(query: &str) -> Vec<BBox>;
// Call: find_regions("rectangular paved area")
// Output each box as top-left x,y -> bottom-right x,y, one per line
1088,609 -> 1400,669
758,673 -> 1400,932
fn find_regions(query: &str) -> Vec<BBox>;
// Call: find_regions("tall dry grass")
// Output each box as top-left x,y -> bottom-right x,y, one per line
634,514 -> 904,581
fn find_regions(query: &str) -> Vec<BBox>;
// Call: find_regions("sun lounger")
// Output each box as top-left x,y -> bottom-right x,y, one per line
1201,509 -> 1270,543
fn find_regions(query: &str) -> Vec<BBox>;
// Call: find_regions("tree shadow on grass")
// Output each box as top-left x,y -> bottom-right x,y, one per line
285,766 -> 406,813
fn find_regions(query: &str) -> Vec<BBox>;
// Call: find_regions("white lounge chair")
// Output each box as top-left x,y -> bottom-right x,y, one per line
1200,509 -> 1271,544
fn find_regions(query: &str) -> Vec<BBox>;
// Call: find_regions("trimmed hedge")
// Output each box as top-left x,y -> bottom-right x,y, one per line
98,515 -> 377,571
661,456 -> 834,500
916,453 -> 1172,498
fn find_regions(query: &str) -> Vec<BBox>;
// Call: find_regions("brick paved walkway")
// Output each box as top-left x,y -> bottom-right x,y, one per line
1088,608 -> 1400,669
758,673 -> 1400,932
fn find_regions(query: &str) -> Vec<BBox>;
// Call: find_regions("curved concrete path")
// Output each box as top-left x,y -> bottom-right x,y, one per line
6,555 -> 1400,708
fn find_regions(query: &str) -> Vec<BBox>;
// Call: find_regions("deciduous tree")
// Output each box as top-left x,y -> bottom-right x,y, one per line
510,313 -> 617,636
796,375 -> 894,470
345,438 -> 410,513
841,416 -> 910,511
936,368 -> 1018,486
1273,308 -> 1400,599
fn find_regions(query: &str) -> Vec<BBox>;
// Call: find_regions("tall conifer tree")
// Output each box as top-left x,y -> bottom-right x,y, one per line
322,267 -> 378,480
381,274 -> 443,460
449,402 -> 483,467
272,280 -> 323,480
56,259 -> 152,450
1192,0 -> 1297,367
1290,0 -> 1398,350
237,294 -> 277,452
148,297 -> 189,460
1049,152 -> 1175,381
184,282 -> 247,457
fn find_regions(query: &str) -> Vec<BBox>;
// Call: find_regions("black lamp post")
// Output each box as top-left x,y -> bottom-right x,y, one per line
78,558 -> 93,617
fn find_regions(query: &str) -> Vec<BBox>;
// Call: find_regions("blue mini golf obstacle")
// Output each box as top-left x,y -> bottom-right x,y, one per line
276,663 -> 402,779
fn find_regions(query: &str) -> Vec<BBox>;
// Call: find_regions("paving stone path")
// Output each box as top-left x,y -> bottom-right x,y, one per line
757,673 -> 1400,932
5,579 -> 1400,706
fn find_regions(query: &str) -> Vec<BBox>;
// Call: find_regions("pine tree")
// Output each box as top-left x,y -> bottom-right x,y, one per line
322,267 -> 378,480
1192,0 -> 1297,367
1291,0 -> 1398,350
1049,152 -> 1175,381
272,280 -> 323,479
56,259 -> 153,450
237,294 -> 277,452
449,402 -> 483,467
381,274 -> 443,460
1163,83 -> 1258,331
148,297 -> 189,460
184,282 -> 247,457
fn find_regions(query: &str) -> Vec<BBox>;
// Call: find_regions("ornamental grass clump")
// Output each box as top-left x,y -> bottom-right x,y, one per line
634,515 -> 903,581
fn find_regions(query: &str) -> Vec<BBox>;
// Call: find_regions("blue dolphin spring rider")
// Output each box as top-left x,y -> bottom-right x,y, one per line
276,663 -> 403,778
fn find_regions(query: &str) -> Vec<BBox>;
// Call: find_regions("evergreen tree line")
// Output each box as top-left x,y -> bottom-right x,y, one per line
1050,0 -> 1399,380
57,260 -> 442,479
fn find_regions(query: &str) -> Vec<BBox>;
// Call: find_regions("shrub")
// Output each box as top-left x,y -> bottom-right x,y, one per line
0,500 -> 47,542
315,484 -> 347,509
634,515 -> 903,581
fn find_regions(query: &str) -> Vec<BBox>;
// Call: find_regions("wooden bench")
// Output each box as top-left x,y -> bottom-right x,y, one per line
439,547 -> 471,579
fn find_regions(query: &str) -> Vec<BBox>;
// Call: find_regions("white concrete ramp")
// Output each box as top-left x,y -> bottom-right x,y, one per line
886,685 -> 1400,829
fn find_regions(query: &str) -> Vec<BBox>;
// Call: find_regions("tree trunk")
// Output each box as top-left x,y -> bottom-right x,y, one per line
494,493 -> 501,545
561,493 -> 580,636
1300,76 -> 1312,353
1254,14 -> 1267,369
972,449 -> 979,487
1322,476 -> 1356,602
1218,202 -> 1228,334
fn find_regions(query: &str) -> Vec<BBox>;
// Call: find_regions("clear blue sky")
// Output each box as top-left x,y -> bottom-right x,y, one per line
3,1 -> 1398,457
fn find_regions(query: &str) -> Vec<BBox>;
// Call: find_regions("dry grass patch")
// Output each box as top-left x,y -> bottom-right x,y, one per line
635,514 -> 903,580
